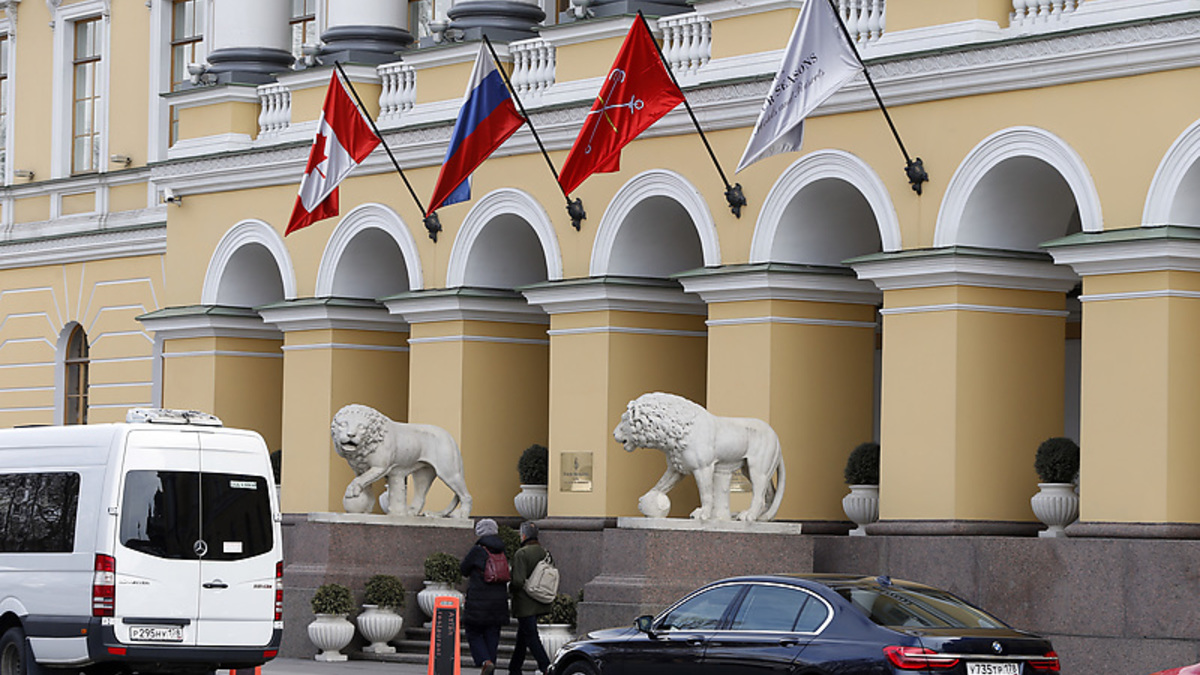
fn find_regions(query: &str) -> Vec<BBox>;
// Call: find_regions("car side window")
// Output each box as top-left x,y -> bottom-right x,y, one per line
730,584 -> 827,633
659,585 -> 743,631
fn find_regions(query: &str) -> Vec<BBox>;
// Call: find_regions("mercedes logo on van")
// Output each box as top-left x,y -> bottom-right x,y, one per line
193,540 -> 208,557
992,641 -> 1003,654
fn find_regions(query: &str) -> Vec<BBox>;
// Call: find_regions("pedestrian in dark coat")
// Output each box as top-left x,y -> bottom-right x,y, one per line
461,518 -> 510,674
507,521 -> 553,675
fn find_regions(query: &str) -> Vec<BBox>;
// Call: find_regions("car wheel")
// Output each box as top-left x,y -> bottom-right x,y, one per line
560,661 -> 599,675
0,626 -> 28,675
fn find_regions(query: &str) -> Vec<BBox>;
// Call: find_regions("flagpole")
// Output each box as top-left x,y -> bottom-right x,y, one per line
824,0 -> 928,195
482,35 -> 588,231
637,11 -> 747,218
332,62 -> 444,241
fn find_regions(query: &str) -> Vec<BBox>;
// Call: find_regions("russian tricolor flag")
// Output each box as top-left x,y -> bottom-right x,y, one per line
426,45 -> 526,216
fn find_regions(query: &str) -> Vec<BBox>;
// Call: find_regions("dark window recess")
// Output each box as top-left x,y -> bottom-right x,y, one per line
0,472 -> 81,552
120,471 -> 272,561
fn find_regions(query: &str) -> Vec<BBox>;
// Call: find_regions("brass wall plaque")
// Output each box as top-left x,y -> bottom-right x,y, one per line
560,452 -> 593,492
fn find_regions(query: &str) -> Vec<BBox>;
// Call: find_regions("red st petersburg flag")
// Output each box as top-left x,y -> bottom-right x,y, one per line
286,71 -> 381,235
557,15 -> 685,196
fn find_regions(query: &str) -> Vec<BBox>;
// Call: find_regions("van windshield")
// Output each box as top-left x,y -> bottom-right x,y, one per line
119,471 -> 273,561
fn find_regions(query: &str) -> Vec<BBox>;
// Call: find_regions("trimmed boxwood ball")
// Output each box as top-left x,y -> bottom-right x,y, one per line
497,524 -> 521,559
423,552 -> 462,584
363,574 -> 406,609
843,442 -> 881,485
518,443 -> 549,485
538,593 -> 578,628
311,583 -> 354,615
1034,437 -> 1080,483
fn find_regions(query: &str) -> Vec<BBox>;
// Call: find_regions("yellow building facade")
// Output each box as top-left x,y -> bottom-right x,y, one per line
3,0 -> 1200,536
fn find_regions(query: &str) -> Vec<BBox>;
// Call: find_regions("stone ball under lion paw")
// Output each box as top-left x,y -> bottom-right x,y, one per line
638,490 -> 671,518
343,489 -> 373,513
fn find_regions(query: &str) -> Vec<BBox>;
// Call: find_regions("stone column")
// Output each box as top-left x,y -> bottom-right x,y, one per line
207,0 -> 293,84
1046,226 -> 1200,538
137,306 -> 284,455
851,248 -> 1078,535
522,277 -> 708,519
447,0 -> 545,42
321,0 -> 414,64
258,299 -> 410,514
676,264 -> 880,528
382,288 -> 550,517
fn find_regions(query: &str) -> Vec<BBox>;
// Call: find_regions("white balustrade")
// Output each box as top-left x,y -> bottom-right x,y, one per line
835,0 -> 886,45
510,38 -> 556,97
377,62 -> 417,124
1011,0 -> 1081,28
256,83 -> 291,138
658,13 -> 711,76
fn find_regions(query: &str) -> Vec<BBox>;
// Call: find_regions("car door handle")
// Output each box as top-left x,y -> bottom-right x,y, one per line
778,638 -> 801,647
202,580 -> 229,589
687,637 -> 705,646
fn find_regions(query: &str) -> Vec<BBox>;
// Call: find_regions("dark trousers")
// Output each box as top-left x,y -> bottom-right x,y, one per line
465,622 -> 501,667
508,615 -> 551,674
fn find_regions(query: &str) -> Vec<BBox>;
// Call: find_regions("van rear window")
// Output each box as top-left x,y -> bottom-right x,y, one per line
0,472 -> 80,553
120,471 -> 272,561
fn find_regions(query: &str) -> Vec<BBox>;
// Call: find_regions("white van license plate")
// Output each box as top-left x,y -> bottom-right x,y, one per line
129,626 -> 184,642
967,663 -> 1020,675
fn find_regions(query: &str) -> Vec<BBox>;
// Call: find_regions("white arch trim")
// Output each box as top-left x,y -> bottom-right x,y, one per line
1145,118 -> 1200,225
750,149 -> 902,263
316,202 -> 425,295
202,220 -> 297,305
590,169 -> 721,276
446,188 -> 563,288
935,126 -> 1103,247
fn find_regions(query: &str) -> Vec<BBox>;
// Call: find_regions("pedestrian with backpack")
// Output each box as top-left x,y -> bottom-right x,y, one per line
507,522 -> 555,675
461,518 -> 511,675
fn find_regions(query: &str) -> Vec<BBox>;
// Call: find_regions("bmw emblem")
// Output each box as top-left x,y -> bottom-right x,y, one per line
992,641 -> 1003,654
193,540 -> 208,557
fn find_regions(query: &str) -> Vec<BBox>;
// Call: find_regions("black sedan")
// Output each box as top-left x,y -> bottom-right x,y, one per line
547,574 -> 1059,674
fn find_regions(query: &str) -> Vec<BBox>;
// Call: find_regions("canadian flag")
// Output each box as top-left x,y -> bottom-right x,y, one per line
286,72 -> 381,235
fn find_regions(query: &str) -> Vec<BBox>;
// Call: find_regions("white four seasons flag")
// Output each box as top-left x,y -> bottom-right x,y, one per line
736,0 -> 863,173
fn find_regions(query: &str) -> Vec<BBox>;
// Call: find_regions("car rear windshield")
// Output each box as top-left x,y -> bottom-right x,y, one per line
836,585 -> 1009,629
119,471 -> 273,561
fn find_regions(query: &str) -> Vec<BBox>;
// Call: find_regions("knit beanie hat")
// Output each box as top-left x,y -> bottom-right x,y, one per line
475,518 -> 498,537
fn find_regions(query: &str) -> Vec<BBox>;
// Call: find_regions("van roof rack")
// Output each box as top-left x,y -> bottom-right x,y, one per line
126,408 -> 223,427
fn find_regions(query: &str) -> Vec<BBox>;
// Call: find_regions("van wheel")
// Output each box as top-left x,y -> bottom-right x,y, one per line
0,626 -> 28,675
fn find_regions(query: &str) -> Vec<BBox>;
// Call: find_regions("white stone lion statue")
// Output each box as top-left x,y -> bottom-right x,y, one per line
613,392 -> 785,522
331,404 -> 472,518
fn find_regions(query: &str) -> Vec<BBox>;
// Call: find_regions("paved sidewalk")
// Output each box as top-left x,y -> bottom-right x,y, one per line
263,657 -> 432,675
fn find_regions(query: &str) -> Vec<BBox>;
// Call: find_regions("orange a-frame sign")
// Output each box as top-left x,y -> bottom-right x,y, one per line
427,595 -> 462,675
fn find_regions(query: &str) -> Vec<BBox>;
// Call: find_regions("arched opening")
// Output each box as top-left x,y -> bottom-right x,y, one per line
463,214 -> 548,288
216,244 -> 286,308
770,178 -> 882,265
64,324 -> 89,425
608,196 -> 705,278
957,156 -> 1082,250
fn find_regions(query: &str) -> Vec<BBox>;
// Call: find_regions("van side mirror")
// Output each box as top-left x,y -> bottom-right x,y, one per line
635,615 -> 656,637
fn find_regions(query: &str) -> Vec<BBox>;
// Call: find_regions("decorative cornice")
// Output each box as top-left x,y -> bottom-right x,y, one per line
1043,225 -> 1200,275
0,224 -> 165,270
849,247 -> 1080,293
137,305 -> 284,341
674,263 -> 881,305
521,276 -> 706,316
257,297 -> 410,333
381,287 -> 549,325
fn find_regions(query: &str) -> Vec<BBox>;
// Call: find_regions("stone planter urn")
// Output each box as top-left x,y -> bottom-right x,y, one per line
539,624 -> 574,657
842,484 -> 880,536
417,581 -> 464,619
1030,482 -> 1079,538
356,605 -> 403,654
514,483 -> 549,520
307,614 -> 354,662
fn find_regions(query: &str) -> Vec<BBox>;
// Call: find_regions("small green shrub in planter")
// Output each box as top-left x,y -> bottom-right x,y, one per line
498,524 -> 521,559
423,552 -> 462,585
538,593 -> 578,628
363,574 -> 406,610
843,442 -> 880,485
1034,437 -> 1080,484
518,443 -> 549,485
311,583 -> 354,616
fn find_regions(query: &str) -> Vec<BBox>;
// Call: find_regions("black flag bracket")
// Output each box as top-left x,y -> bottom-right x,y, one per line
725,184 -> 747,218
423,212 -> 443,242
567,198 -> 587,231
905,158 -> 928,195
